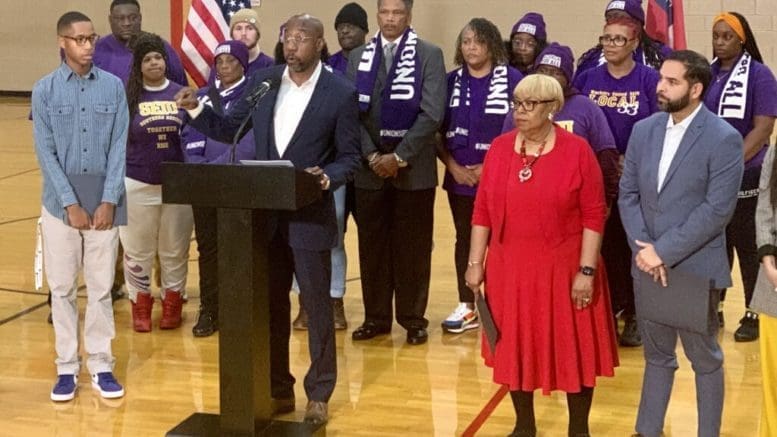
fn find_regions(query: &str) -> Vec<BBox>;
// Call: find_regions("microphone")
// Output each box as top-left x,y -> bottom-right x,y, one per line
228,76 -> 279,163
245,77 -> 277,104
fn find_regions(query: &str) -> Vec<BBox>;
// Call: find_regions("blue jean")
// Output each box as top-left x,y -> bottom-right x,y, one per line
292,185 -> 347,298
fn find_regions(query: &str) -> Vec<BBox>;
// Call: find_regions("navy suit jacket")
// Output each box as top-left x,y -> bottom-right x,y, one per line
618,105 -> 744,288
189,64 -> 362,250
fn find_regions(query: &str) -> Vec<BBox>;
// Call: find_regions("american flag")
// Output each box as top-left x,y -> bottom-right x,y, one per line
181,0 -> 252,86
645,0 -> 687,50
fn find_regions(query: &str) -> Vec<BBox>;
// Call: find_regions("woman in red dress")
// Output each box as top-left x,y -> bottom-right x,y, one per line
465,74 -> 618,437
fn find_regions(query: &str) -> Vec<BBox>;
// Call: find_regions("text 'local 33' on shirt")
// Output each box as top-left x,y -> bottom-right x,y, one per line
126,81 -> 187,185
573,63 -> 659,154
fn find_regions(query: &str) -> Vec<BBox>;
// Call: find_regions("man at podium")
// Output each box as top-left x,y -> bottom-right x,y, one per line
175,14 -> 361,426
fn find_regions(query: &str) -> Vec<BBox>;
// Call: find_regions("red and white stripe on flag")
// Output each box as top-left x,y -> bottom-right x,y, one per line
181,0 -> 230,87
646,0 -> 687,50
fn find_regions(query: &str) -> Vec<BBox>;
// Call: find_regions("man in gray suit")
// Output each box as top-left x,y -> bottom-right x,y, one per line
619,50 -> 744,437
347,0 -> 445,345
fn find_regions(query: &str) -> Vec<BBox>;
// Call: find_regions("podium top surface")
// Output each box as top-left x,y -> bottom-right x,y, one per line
161,162 -> 322,210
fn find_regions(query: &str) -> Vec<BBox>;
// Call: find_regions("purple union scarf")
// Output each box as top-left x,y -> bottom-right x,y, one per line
356,28 -> 422,149
446,65 -> 512,163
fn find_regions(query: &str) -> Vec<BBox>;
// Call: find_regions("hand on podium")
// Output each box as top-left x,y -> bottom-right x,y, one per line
305,166 -> 330,190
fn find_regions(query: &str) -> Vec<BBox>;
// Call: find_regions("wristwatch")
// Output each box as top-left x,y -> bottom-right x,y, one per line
394,153 -> 408,168
579,266 -> 596,276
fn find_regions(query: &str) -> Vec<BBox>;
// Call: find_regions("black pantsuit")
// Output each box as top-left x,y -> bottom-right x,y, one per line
603,202 -> 634,317
267,227 -> 335,402
193,206 -> 218,311
722,165 -> 761,306
355,186 -> 435,330
447,192 -> 475,304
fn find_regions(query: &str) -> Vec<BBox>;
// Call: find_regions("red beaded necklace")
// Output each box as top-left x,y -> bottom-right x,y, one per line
517,129 -> 551,182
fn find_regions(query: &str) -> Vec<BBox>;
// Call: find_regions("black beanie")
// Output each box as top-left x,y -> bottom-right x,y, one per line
335,2 -> 369,33
130,32 -> 168,65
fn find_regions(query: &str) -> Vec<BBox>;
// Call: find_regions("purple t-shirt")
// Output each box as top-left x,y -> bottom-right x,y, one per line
575,43 -> 672,81
442,65 -> 522,196
327,51 -> 349,75
93,34 -> 187,86
704,55 -> 777,169
574,63 -> 659,153
502,93 -> 617,154
127,82 -> 187,184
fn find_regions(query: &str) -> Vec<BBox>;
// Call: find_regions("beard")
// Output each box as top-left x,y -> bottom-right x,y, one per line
658,90 -> 691,113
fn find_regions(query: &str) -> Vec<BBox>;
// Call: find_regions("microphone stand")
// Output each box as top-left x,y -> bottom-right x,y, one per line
228,86 -> 272,164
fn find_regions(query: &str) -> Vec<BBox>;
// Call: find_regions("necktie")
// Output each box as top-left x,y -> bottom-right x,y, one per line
384,42 -> 396,72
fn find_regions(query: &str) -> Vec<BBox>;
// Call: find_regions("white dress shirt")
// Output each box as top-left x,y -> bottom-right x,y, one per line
657,102 -> 703,191
273,61 -> 323,157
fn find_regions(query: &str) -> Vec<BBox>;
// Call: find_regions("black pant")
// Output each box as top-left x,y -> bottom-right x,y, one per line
193,206 -> 218,311
722,166 -> 761,307
448,192 -> 475,303
267,229 -> 336,402
355,185 -> 435,330
603,202 -> 634,317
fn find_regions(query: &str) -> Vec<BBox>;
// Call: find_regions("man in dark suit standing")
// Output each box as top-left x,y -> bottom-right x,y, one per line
348,0 -> 446,345
619,50 -> 744,437
175,14 -> 361,426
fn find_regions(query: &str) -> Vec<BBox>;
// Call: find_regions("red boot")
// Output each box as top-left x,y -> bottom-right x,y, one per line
132,292 -> 153,332
160,290 -> 183,329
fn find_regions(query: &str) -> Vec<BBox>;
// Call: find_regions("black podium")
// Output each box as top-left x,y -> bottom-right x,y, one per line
161,162 -> 325,437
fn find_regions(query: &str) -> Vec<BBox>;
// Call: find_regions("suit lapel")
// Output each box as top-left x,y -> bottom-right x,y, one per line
659,107 -> 707,193
648,113 -> 668,198
281,69 -> 331,159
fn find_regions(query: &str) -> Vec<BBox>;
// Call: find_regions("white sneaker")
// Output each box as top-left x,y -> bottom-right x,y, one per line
441,303 -> 479,333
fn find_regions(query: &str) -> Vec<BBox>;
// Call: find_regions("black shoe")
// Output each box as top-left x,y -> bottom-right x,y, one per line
47,312 -> 53,324
192,310 -> 218,337
734,311 -> 759,342
619,316 -> 642,347
351,322 -> 391,341
271,396 -> 295,415
718,310 -> 725,328
406,327 -> 428,345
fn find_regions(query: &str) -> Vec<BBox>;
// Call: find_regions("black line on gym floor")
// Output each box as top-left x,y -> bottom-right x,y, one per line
0,216 -> 38,226
0,167 -> 38,181
0,301 -> 48,326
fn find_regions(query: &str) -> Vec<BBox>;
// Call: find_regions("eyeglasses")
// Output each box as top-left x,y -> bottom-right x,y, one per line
513,99 -> 555,112
284,35 -> 313,46
598,35 -> 634,47
60,34 -> 100,46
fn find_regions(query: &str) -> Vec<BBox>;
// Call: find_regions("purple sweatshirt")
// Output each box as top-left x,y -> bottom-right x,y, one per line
126,81 -> 187,184
182,78 -> 256,164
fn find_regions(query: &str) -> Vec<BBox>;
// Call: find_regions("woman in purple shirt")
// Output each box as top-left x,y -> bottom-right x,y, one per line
120,33 -> 193,333
438,18 -> 522,334
573,16 -> 659,348
705,12 -> 777,342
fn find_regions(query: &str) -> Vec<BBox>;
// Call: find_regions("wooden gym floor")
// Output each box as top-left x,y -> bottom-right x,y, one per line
0,97 -> 763,436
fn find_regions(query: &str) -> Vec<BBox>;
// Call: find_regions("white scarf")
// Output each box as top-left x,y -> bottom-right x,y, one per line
715,52 -> 751,120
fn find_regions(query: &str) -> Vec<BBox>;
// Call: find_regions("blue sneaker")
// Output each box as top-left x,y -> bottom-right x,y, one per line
441,303 -> 480,334
51,374 -> 78,402
91,372 -> 124,399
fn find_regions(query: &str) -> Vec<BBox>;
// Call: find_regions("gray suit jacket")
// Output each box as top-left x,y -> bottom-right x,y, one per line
618,105 -> 744,289
347,36 -> 446,191
753,145 -> 777,317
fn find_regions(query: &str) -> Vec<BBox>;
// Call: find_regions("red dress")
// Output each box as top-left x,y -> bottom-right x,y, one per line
472,126 -> 619,394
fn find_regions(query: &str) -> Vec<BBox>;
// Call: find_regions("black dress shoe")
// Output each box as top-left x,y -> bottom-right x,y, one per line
271,397 -> 295,415
352,323 -> 391,341
406,327 -> 428,345
192,310 -> 218,337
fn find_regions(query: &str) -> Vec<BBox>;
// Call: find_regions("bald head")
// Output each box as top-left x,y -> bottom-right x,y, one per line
285,14 -> 324,39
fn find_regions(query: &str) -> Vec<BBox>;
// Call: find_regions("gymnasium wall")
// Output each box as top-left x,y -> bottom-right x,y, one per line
2,0 -> 777,91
